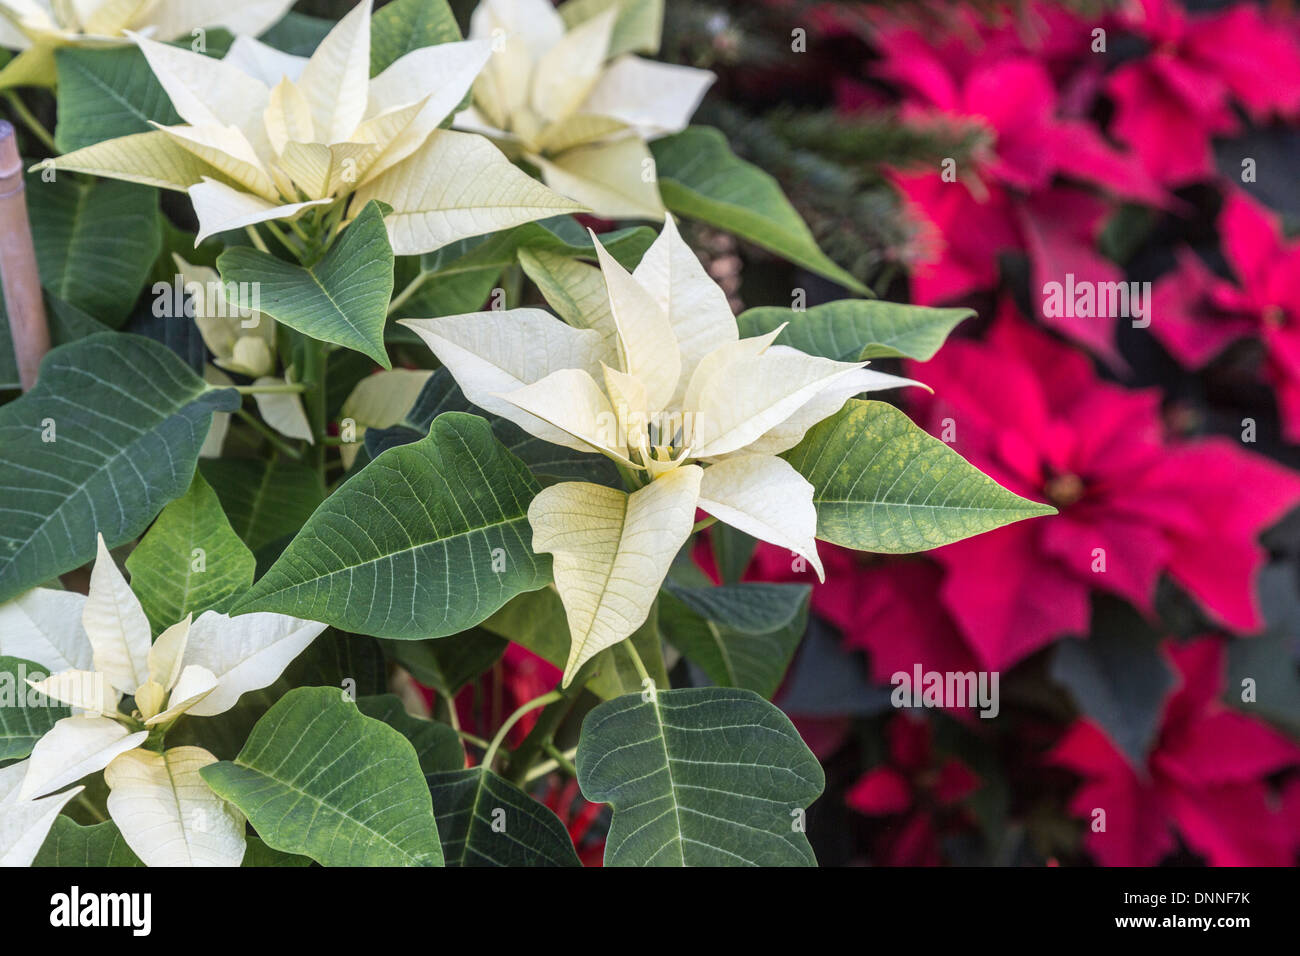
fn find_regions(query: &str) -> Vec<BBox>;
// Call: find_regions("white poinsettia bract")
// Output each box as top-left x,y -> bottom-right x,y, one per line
38,0 -> 583,251
0,535 -> 327,866
402,218 -> 923,685
460,0 -> 714,219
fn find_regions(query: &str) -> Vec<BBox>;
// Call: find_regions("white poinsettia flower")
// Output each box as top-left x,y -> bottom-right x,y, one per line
0,534 -> 327,866
402,218 -> 924,684
459,0 -> 714,219
0,0 -> 296,89
175,255 -> 277,379
40,0 -> 582,250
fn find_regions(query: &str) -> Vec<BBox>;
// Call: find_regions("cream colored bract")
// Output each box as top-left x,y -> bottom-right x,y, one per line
459,0 -> 714,219
402,218 -> 923,684
0,534 -> 327,866
38,0 -> 583,251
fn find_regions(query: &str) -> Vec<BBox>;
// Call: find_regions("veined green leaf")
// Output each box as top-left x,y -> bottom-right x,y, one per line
651,126 -> 866,294
217,201 -> 394,367
370,0 -> 461,76
738,300 -> 973,362
381,630 -> 506,698
0,656 -> 68,762
427,766 -> 581,867
125,471 -> 256,634
356,694 -> 464,774
559,0 -> 663,56
32,817 -> 144,867
784,399 -> 1055,552
54,46 -> 182,153
201,687 -> 444,866
233,413 -> 550,639
659,580 -> 810,698
200,457 -> 326,554
27,174 -> 162,327
0,334 -> 239,604
577,687 -> 824,866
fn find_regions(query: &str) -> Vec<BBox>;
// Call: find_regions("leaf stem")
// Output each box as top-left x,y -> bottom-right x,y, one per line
691,516 -> 717,534
2,91 -> 56,153
483,689 -> 561,773
235,382 -> 305,395
387,269 -> 431,316
243,225 -> 269,254
623,639 -> 651,685
235,407 -> 302,460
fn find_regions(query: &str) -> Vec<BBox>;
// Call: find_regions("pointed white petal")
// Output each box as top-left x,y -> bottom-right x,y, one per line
83,534 -> 150,696
37,130 -> 217,191
178,611 -> 326,717
590,226 -> 679,409
698,455 -> 824,580
0,784 -> 83,867
579,55 -> 714,138
400,309 -> 606,448
354,129 -> 584,255
26,670 -> 118,716
495,367 -> 634,462
223,34 -> 308,87
19,716 -> 147,800
531,6 -> 615,123
147,614 -> 192,690
0,760 -> 27,804
368,37 -> 492,119
535,137 -> 664,220
263,76 -> 314,154
105,746 -> 245,866
681,327 -> 785,416
469,0 -> 565,59
131,32 -> 270,133
690,345 -> 866,458
296,0 -> 371,143
469,0 -> 564,129
516,247 -> 620,364
634,215 -> 736,402
738,367 -> 927,456
188,178 -> 331,244
530,467 -> 703,686
143,665 -> 218,726
0,588 -> 92,672
145,0 -> 298,43
154,122 -> 278,199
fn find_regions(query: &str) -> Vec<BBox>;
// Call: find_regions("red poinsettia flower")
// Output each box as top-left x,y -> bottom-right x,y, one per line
847,713 -> 980,865
905,302 -> 1300,671
1151,190 -> 1300,441
538,776 -> 607,867
1106,0 -> 1300,186
1051,637 -> 1299,866
858,14 -> 1162,362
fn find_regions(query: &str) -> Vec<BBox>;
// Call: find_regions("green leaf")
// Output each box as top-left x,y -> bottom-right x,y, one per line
217,201 -> 394,367
784,400 -> 1055,553
27,174 -> 162,327
709,523 -> 757,585
233,413 -> 550,639
559,0 -> 663,56
54,46 -> 182,152
738,300 -> 973,361
651,126 -> 866,294
32,817 -> 144,866
427,766 -> 581,867
241,835 -> 313,867
370,0 -> 462,76
199,457 -> 326,554
577,687 -> 824,866
659,581 -> 809,698
356,694 -> 464,773
483,587 -> 667,699
201,687 -> 444,866
259,12 -> 334,56
125,471 -> 256,633
365,367 -> 621,487
0,334 -> 239,604
0,656 -> 68,761
381,630 -> 507,698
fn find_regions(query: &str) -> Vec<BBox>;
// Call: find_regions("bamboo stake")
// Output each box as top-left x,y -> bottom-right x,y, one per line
0,119 -> 49,391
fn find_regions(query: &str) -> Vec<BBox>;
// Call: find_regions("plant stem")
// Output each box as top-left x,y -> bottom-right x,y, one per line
456,730 -> 489,750
2,91 -> 56,153
623,639 -> 651,685
301,337 -> 327,478
387,269 -> 431,316
505,687 -> 580,785
75,791 -> 108,824
691,516 -> 717,534
483,689 -> 562,773
235,382 -> 305,395
544,742 -> 578,776
235,407 -> 302,460
243,225 -> 269,254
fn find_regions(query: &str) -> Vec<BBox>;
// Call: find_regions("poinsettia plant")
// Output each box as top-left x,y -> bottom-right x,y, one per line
0,0 -> 1062,868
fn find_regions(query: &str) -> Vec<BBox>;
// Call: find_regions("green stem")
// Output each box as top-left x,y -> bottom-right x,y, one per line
505,687 -> 580,785
243,225 -> 269,254
388,270 -> 431,316
623,639 -> 651,686
543,742 -> 578,776
456,730 -> 489,750
235,407 -> 303,460
301,338 -> 327,477
75,791 -> 108,824
235,383 -> 305,395
691,516 -> 717,534
2,91 -> 56,153
483,690 -> 561,773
